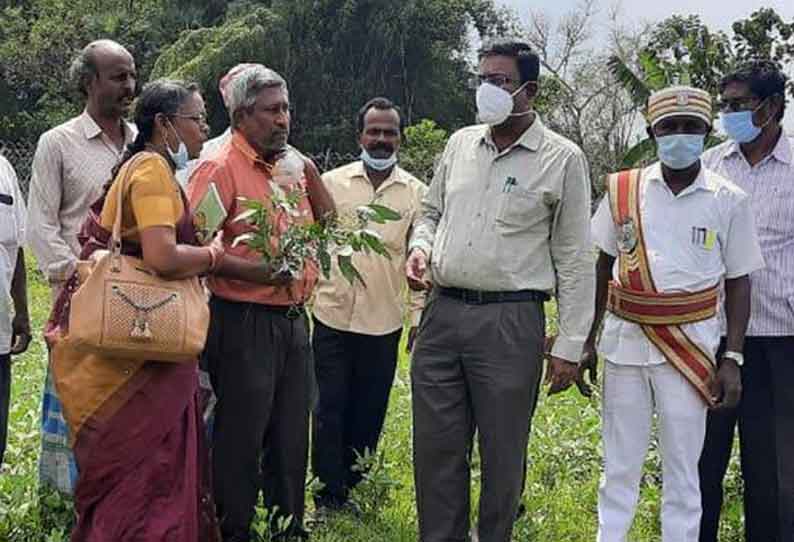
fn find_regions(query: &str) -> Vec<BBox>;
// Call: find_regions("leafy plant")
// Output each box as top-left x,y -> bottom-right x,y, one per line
232,182 -> 400,286
349,448 -> 402,519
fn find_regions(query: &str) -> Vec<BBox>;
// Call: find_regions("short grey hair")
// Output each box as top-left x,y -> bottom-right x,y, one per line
226,65 -> 288,126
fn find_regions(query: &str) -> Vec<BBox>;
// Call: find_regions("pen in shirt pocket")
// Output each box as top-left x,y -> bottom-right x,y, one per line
502,177 -> 518,193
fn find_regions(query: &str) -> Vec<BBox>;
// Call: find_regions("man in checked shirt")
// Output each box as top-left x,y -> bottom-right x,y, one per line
699,61 -> 794,542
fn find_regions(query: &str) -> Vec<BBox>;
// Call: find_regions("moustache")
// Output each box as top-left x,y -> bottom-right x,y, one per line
368,143 -> 394,153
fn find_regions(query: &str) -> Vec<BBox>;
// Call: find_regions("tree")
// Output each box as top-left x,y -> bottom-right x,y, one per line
0,0 -> 223,140
524,0 -> 642,192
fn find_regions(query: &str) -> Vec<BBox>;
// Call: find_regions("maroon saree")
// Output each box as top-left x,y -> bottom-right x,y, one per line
46,169 -> 219,542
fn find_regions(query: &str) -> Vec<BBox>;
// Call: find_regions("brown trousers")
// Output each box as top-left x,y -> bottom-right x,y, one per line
411,292 -> 545,542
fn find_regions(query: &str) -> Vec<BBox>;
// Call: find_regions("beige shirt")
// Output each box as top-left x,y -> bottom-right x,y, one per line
26,111 -> 136,284
312,161 -> 427,335
410,119 -> 595,362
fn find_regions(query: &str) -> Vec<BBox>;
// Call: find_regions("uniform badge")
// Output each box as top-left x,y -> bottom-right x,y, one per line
617,218 -> 638,253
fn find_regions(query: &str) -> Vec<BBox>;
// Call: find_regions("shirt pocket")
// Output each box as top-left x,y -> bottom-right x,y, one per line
678,223 -> 722,274
495,188 -> 552,234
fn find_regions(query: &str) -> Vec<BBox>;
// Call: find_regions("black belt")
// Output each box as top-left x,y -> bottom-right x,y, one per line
438,287 -> 548,305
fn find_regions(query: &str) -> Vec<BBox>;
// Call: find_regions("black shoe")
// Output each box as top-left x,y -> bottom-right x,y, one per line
516,502 -> 527,521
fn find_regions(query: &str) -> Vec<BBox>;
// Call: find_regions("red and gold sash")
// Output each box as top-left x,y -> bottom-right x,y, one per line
606,169 -> 717,406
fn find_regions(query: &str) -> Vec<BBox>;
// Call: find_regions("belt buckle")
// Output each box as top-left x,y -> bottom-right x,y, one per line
286,304 -> 302,320
463,290 -> 485,305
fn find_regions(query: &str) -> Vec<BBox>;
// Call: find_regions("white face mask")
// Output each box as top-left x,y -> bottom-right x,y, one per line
476,81 -> 531,126
361,146 -> 398,171
167,122 -> 189,170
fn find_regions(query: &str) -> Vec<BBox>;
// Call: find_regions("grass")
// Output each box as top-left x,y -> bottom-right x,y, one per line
0,259 -> 746,541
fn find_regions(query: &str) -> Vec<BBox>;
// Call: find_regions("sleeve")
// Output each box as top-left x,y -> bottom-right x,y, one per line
549,150 -> 596,363
404,181 -> 429,325
25,132 -> 75,282
408,138 -> 452,256
722,194 -> 765,279
128,157 -> 181,230
591,194 -> 618,257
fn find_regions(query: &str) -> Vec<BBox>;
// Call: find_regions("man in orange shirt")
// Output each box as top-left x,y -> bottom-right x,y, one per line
188,65 -> 334,542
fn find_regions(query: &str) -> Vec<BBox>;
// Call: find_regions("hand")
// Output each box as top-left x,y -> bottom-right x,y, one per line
405,249 -> 430,291
10,316 -> 31,356
406,326 -> 418,353
574,341 -> 599,398
262,264 -> 294,287
545,355 -> 579,396
709,357 -> 742,410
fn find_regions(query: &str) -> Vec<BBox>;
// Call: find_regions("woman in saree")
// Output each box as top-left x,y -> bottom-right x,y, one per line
46,79 -> 288,542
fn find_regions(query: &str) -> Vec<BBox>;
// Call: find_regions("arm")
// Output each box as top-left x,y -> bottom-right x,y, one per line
723,275 -> 751,354
26,133 -> 77,284
406,142 -> 450,288
303,159 -> 335,222
138,226 -> 286,284
10,248 -> 31,355
546,151 -> 595,396
710,193 -> 764,409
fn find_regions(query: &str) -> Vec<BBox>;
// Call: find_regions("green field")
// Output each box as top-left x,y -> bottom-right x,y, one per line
0,259 -> 746,541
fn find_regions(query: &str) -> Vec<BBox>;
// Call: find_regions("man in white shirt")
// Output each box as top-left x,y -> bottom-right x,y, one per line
699,60 -> 794,542
0,155 -> 30,467
584,85 -> 764,542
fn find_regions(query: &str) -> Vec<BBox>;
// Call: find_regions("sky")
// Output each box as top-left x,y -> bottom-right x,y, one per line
497,0 -> 794,32
496,0 -> 794,132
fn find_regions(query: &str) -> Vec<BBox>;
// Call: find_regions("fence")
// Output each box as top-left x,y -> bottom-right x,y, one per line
0,138 -> 432,199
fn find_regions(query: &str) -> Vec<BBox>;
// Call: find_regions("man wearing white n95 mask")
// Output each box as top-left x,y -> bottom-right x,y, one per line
406,39 -> 595,542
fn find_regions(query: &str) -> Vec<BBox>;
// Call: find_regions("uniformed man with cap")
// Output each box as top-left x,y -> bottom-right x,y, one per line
582,85 -> 764,542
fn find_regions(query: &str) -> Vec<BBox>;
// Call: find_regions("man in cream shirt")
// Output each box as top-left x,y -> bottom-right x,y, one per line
311,97 -> 426,516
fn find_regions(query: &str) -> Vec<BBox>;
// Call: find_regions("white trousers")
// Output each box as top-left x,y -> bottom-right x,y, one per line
597,361 -> 707,542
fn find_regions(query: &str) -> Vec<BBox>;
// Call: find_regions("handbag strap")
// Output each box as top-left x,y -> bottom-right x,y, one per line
109,151 -> 170,266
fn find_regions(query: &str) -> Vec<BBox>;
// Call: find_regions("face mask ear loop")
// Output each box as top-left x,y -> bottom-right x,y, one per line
509,81 -> 533,118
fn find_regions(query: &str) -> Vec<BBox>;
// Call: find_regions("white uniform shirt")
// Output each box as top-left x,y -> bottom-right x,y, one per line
0,156 -> 26,355
591,162 -> 764,365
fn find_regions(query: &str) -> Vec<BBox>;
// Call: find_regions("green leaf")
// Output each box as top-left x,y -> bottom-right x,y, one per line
231,232 -> 255,248
338,254 -> 366,286
361,232 -> 391,259
318,250 -> 332,279
232,208 -> 258,223
367,203 -> 401,221
620,138 -> 657,169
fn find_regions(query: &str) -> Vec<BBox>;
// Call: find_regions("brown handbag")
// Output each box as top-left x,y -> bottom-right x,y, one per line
67,153 -> 209,363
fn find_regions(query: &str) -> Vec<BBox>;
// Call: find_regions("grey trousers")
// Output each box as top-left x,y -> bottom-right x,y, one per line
411,293 -> 545,542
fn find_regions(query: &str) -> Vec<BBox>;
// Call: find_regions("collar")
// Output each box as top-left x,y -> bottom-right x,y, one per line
351,160 -> 407,186
645,161 -> 712,196
78,110 -> 135,143
230,130 -> 270,166
724,130 -> 792,165
480,115 -> 544,152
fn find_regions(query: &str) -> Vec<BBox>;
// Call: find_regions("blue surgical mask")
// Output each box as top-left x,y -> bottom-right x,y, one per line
361,147 -> 397,171
719,104 -> 768,144
656,134 -> 705,170
167,122 -> 189,170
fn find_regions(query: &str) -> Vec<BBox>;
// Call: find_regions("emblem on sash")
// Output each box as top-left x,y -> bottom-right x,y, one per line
617,218 -> 638,253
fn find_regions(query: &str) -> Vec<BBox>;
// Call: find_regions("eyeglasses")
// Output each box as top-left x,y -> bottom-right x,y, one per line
172,112 -> 208,124
715,97 -> 764,113
469,74 -> 519,89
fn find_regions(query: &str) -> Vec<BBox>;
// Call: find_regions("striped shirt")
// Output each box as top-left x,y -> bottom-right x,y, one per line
26,111 -> 135,286
702,134 -> 794,337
